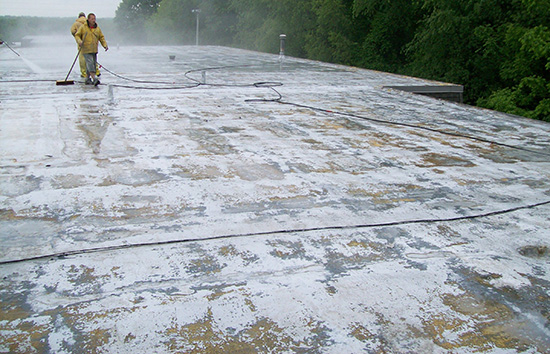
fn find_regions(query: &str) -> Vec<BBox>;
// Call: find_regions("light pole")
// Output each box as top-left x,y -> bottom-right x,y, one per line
279,34 -> 286,62
192,9 -> 201,46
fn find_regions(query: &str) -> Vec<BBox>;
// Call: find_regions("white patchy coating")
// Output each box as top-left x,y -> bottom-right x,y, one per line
1,43 -> 550,353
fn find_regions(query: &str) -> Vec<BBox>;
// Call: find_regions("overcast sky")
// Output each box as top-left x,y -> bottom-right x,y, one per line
0,0 -> 123,18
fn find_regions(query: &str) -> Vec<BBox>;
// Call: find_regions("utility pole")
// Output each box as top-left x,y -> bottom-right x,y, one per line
192,9 -> 201,46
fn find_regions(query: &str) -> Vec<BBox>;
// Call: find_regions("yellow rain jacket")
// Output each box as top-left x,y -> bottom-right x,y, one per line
70,17 -> 86,37
74,21 -> 108,54
71,16 -> 88,77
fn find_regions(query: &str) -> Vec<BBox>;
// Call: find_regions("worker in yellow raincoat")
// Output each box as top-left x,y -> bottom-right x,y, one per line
74,13 -> 108,85
70,13 -> 88,78
71,13 -> 101,78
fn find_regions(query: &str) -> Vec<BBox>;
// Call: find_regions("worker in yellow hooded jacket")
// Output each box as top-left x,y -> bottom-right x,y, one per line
70,12 -> 91,78
74,13 -> 108,85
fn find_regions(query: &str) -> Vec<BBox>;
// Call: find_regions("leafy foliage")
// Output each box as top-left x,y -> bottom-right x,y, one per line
353,0 -> 423,72
303,0 -> 356,64
478,0 -> 550,120
115,0 -> 162,43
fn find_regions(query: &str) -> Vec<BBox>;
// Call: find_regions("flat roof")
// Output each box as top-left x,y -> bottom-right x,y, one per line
1,44 -> 550,352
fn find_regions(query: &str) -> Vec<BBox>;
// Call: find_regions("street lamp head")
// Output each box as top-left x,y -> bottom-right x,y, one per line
192,9 -> 201,13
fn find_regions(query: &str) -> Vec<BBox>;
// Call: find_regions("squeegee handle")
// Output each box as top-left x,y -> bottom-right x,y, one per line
65,47 -> 82,81
65,32 -> 87,81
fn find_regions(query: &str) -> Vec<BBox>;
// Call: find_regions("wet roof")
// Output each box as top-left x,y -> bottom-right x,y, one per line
1,44 -> 550,352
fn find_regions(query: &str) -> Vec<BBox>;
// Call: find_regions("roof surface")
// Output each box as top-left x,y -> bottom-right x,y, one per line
1,44 -> 550,353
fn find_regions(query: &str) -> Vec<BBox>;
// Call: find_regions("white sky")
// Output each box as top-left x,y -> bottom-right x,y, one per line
0,0 -> 123,18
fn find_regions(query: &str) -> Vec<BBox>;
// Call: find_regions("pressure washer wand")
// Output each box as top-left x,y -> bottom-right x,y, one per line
0,39 -> 21,57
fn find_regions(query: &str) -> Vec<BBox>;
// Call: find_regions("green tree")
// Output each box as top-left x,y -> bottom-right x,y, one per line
304,0 -> 356,64
200,0 -> 238,46
145,0 -> 237,46
145,0 -> 198,45
115,0 -> 162,44
352,0 -> 423,73
480,0 -> 550,120
229,0 -> 315,56
405,0 -> 516,103
478,24 -> 550,121
228,0 -> 272,50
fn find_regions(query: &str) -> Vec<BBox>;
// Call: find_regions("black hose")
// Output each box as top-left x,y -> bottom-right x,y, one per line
1,199 -> 548,266
99,63 -> 187,85
271,101 -> 550,157
108,83 -> 201,90
0,62 -> 548,267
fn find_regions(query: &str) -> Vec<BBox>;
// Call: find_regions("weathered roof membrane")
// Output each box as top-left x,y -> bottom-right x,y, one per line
1,44 -> 550,353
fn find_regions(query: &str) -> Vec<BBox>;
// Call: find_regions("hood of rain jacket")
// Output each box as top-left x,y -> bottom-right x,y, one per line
70,17 -> 86,37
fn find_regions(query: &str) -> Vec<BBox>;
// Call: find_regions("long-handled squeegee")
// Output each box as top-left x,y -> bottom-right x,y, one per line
56,47 -> 81,86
